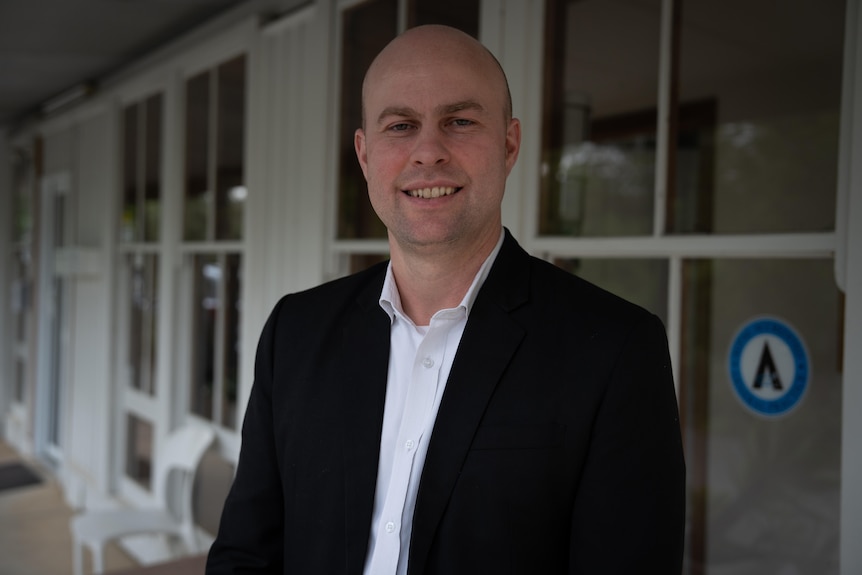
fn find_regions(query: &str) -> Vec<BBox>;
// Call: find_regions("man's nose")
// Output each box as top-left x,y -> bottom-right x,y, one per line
411,128 -> 449,166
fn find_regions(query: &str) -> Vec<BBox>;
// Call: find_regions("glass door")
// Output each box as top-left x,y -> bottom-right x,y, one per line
535,0 -> 846,572
36,172 -> 72,463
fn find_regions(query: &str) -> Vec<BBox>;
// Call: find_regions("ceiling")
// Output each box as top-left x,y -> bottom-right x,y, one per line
0,0 -> 246,131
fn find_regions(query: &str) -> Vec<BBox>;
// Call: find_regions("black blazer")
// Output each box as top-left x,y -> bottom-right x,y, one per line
207,231 -> 685,574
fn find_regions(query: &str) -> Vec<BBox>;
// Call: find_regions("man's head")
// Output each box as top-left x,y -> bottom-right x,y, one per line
360,27 -> 514,127
355,25 -> 521,257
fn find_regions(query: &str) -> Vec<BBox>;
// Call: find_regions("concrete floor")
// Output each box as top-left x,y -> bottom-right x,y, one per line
0,441 -> 138,575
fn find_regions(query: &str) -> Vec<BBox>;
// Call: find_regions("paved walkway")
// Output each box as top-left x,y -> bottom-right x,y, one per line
0,441 -> 137,575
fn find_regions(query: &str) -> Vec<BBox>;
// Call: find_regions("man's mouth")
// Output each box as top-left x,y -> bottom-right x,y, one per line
405,186 -> 459,199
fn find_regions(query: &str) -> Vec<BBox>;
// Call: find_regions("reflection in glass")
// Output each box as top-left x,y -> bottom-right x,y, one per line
189,253 -> 243,428
127,254 -> 158,395
216,56 -> 246,241
185,71 -> 211,241
675,0 -> 843,234
184,57 -> 247,242
121,95 -> 163,242
680,258 -> 841,573
125,414 -> 154,489
221,254 -> 241,430
190,255 -> 217,420
554,258 -> 668,324
540,0 -> 661,236
11,147 -> 33,405
409,0 -> 479,35
121,104 -> 138,241
144,95 -> 162,242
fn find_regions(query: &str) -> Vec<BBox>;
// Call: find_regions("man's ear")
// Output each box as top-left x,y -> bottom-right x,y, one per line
355,128 -> 369,179
505,118 -> 521,175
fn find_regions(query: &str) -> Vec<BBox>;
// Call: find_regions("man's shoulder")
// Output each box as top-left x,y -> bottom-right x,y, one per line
490,230 -> 653,324
525,254 -> 654,325
294,260 -> 388,301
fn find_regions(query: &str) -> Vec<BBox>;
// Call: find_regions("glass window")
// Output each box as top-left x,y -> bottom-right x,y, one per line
184,71 -> 212,242
125,414 -> 154,489
554,258 -> 668,323
184,55 -> 247,242
541,0 -> 843,237
216,56 -> 246,241
121,105 -> 138,242
126,254 -> 158,395
144,95 -> 162,241
675,1 -> 844,234
10,144 -> 34,405
120,94 -> 163,243
336,0 -> 480,241
190,255 -> 217,421
183,54 -> 246,429
540,0 -> 662,236
680,258 -> 841,572
189,253 -> 242,430
119,94 -> 163,398
221,253 -> 242,429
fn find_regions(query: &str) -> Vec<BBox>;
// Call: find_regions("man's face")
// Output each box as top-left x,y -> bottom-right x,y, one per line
355,30 -> 520,255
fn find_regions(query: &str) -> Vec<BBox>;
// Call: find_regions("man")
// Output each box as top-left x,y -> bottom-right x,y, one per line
207,25 -> 685,574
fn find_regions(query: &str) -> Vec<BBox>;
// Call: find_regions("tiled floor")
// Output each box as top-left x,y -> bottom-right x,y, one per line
0,441 -> 138,575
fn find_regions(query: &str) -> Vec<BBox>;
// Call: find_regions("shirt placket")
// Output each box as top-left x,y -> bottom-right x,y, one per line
373,320 -> 448,569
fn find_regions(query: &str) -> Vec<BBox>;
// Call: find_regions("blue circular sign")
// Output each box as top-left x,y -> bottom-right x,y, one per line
728,317 -> 809,418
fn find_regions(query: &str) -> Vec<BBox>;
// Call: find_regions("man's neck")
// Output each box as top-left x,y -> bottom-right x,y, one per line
389,228 -> 501,326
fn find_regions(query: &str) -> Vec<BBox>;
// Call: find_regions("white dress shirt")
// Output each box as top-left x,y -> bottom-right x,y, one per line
363,232 -> 504,575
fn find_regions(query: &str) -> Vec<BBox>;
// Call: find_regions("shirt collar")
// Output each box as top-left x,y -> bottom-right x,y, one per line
379,229 -> 505,324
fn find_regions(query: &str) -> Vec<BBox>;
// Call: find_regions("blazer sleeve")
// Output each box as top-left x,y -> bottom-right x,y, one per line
568,312 -> 686,573
206,299 -> 287,574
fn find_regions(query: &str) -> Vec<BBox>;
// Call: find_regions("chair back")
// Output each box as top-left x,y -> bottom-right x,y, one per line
152,424 -> 216,551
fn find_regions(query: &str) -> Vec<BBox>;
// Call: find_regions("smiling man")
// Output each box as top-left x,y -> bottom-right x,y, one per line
207,25 -> 685,575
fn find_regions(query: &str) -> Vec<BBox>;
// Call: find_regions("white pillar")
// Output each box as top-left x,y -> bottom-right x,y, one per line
839,1 -> 862,573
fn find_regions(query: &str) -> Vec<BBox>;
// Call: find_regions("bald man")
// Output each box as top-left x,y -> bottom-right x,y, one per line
207,25 -> 685,575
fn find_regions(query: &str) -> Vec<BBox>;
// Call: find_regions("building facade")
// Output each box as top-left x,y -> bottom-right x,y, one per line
1,0 -> 861,573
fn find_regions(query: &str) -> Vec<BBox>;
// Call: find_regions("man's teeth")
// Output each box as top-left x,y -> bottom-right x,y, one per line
408,186 -> 456,198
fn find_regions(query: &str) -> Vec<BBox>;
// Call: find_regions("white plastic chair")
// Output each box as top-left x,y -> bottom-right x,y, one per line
70,423 -> 216,575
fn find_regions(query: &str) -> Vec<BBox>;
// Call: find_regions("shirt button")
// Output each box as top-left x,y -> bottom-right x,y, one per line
405,439 -> 415,450
422,356 -> 434,368
385,521 -> 396,533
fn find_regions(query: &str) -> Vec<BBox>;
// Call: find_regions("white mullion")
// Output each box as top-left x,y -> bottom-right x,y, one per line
118,242 -> 162,255
653,0 -> 675,238
533,232 -> 836,259
178,241 -> 244,254
330,239 -> 391,255
397,0 -> 408,33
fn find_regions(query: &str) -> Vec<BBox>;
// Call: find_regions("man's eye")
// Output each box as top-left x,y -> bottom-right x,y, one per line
389,123 -> 412,132
451,118 -> 474,127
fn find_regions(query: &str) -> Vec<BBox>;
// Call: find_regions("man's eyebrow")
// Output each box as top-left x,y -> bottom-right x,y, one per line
438,100 -> 485,115
376,106 -> 418,125
375,101 -> 486,125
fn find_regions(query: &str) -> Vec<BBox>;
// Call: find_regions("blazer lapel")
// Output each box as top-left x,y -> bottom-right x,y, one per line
408,232 -> 531,572
339,267 -> 391,574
